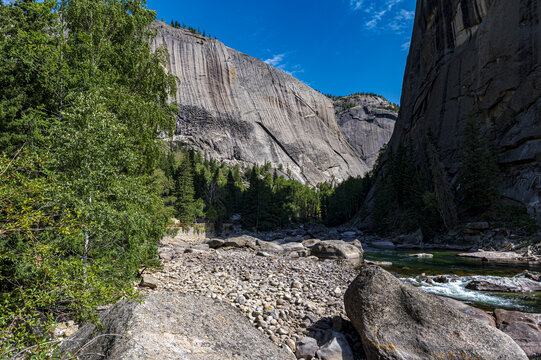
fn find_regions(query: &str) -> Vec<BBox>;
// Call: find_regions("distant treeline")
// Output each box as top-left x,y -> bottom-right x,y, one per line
158,149 -> 374,232
324,92 -> 400,113
166,18 -> 217,40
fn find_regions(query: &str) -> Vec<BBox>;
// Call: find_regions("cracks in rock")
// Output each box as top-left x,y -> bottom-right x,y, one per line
255,121 -> 303,171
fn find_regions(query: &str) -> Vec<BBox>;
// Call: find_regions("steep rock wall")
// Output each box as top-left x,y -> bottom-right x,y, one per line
382,0 -> 541,222
333,94 -> 397,168
151,21 -> 369,184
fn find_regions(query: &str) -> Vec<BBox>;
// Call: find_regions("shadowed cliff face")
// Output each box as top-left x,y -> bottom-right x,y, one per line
384,0 -> 541,221
151,21 -> 370,185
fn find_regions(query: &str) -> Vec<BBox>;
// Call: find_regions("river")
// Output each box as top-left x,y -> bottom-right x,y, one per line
363,248 -> 541,313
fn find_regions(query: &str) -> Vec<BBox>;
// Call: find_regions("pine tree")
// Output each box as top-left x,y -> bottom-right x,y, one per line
457,118 -> 500,216
175,155 -> 197,223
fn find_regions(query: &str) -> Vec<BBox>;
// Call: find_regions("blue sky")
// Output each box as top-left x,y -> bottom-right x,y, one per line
147,0 -> 416,104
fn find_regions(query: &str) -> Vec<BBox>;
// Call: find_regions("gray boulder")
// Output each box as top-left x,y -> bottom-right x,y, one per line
255,239 -> 284,252
495,309 -> 541,358
206,238 -> 225,249
466,277 -> 541,293
316,332 -> 354,360
58,292 -> 294,360
138,274 -> 158,289
223,235 -> 258,249
295,337 -> 318,359
344,266 -> 527,360
311,240 -> 363,260
439,296 -> 496,327
281,242 -> 306,252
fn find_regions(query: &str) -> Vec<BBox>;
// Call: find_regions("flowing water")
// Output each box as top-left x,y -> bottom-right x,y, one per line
363,248 -> 541,313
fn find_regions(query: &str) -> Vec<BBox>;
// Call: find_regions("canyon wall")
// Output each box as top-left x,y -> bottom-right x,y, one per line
151,21 -> 371,184
380,0 -> 541,222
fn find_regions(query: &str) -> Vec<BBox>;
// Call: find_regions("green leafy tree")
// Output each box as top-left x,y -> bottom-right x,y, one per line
0,0 -> 178,355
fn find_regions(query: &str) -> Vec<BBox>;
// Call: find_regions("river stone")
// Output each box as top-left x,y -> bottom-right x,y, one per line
311,240 -> 363,260
58,292 -> 294,360
395,229 -> 423,249
281,242 -> 306,252
255,239 -> 284,251
458,251 -> 527,262
494,309 -> 541,358
315,331 -> 354,360
139,274 -> 158,289
295,337 -> 318,359
407,253 -> 433,258
302,239 -> 321,248
223,235 -> 257,249
364,260 -> 392,266
159,250 -> 174,261
206,238 -> 225,249
466,277 -> 541,293
344,266 -> 528,360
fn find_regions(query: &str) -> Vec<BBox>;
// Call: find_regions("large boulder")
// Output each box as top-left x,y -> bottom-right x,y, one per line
465,277 -> 541,293
458,251 -> 530,262
58,292 -> 294,360
439,296 -> 496,327
223,235 -> 258,249
311,240 -> 363,260
494,309 -> 541,358
344,266 -> 527,360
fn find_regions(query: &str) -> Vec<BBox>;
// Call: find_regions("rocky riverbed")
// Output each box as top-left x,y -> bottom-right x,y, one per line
142,239 -> 365,358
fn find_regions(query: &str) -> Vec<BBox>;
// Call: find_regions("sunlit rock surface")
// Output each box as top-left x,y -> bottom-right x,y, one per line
151,21 -> 370,184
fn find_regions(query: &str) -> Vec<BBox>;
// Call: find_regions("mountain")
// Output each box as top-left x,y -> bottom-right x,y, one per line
331,94 -> 398,168
151,21 -> 396,185
369,0 -> 541,224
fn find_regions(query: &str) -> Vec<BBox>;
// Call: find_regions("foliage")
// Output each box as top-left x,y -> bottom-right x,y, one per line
169,19 -> 216,39
456,118 -> 500,217
322,176 -> 372,226
371,143 -> 443,235
0,0 -> 177,356
160,149 -> 372,231
333,101 -> 356,111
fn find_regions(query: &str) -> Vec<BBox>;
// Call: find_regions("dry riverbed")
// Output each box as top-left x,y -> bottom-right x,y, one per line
142,242 -> 365,358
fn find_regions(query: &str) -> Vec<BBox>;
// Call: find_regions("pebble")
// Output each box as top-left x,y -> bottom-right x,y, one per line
144,240 -> 359,353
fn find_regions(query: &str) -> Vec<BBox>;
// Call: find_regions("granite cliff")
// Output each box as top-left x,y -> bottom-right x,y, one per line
332,94 -> 398,168
373,0 -> 541,222
151,21 -> 396,185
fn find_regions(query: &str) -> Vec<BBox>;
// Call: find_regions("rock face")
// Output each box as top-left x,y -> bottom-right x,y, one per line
151,21 -> 370,184
58,292 -> 294,360
378,0 -> 541,222
494,309 -> 541,358
332,94 -> 397,168
344,266 -> 528,360
465,276 -> 541,293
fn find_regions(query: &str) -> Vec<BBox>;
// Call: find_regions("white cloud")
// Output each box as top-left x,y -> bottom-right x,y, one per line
263,53 -> 304,77
401,41 -> 411,51
264,54 -> 286,67
350,0 -> 363,11
349,0 -> 415,35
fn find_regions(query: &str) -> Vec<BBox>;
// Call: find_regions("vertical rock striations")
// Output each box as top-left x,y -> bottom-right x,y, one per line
332,94 -> 398,168
151,21 -> 371,184
380,0 -> 541,221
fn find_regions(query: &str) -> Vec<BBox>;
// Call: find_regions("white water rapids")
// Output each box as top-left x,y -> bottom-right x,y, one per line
402,275 -> 532,311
